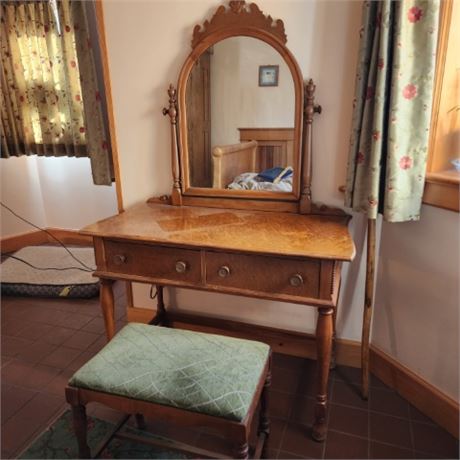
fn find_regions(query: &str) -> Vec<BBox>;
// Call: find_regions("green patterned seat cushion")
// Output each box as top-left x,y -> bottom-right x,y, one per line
69,323 -> 270,422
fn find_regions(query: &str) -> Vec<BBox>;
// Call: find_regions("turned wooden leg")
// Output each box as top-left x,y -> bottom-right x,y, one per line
330,307 -> 337,370
100,279 -> 115,341
71,404 -> 91,458
258,369 -> 271,437
135,413 -> 147,430
312,307 -> 334,442
149,285 -> 167,326
234,442 -> 249,459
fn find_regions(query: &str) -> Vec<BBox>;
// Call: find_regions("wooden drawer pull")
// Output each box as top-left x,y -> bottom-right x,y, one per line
113,254 -> 127,265
289,274 -> 304,287
175,261 -> 188,273
218,265 -> 231,278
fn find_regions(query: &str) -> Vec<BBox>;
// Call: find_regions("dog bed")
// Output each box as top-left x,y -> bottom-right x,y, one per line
1,246 -> 98,298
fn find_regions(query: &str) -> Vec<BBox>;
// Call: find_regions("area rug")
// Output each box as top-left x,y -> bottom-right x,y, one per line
19,410 -> 189,459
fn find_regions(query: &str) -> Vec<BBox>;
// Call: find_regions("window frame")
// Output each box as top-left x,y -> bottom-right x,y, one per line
423,0 -> 459,212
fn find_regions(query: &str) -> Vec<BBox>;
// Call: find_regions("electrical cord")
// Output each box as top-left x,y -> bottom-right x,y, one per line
1,201 -> 95,272
4,254 -> 93,272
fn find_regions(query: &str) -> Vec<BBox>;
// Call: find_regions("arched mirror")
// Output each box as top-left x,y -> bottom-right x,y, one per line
186,36 -> 296,194
164,1 -> 320,212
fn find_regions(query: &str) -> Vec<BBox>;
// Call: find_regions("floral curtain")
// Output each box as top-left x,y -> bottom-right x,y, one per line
345,0 -> 440,222
0,0 -> 113,185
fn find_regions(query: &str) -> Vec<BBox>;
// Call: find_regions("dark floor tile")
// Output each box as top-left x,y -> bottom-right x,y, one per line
369,412 -> 412,450
82,317 -> 106,334
43,368 -> 74,397
1,392 -> 64,455
1,319 -> 34,337
24,307 -> 69,326
272,367 -> 305,395
272,354 -> 308,372
86,335 -> 108,354
370,440 -> 414,459
370,387 -> 410,419
324,430 -> 368,459
41,346 -> 83,369
1,448 -> 13,459
332,380 -> 369,410
2,360 -> 61,390
65,350 -> 97,372
15,323 -> 54,342
280,421 -> 324,459
1,336 -> 34,358
408,405 -> 435,425
73,303 -> 101,317
1,385 -> 37,424
328,403 -> 368,438
40,326 -> 76,346
14,341 -> 56,364
412,421 -> 459,458
270,390 -> 294,420
334,365 -> 362,385
63,330 -> 100,351
55,312 -> 93,330
290,396 -> 316,426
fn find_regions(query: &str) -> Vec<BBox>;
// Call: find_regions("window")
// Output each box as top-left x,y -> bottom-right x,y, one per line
0,0 -> 113,185
424,0 -> 460,211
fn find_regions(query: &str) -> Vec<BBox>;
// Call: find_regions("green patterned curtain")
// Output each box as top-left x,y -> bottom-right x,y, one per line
345,0 -> 440,222
0,0 -> 113,185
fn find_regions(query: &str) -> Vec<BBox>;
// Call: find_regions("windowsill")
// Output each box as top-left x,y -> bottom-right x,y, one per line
423,169 -> 459,212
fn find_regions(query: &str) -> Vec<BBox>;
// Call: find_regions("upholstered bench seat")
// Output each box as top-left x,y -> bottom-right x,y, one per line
69,323 -> 270,422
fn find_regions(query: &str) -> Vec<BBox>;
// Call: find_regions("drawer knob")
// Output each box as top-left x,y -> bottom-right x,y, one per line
218,265 -> 231,278
113,254 -> 127,265
289,274 -> 304,287
175,261 -> 188,273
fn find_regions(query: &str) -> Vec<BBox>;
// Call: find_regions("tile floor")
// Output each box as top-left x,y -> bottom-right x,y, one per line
1,286 -> 458,459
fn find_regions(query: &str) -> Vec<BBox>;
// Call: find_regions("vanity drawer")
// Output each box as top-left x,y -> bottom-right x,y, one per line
205,252 -> 320,299
104,240 -> 201,284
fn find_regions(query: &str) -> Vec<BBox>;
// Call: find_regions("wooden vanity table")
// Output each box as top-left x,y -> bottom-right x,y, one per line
82,0 -> 355,444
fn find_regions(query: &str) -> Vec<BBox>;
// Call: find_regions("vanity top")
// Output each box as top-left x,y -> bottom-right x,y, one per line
81,202 -> 355,261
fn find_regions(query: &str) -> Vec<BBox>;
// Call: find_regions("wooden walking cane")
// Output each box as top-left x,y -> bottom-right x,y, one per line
361,218 -> 376,400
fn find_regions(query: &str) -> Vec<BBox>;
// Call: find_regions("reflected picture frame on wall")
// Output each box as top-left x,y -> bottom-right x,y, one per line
259,65 -> 279,87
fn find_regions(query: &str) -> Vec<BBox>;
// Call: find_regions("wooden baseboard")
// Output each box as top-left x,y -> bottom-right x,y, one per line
370,346 -> 459,438
126,306 -> 361,367
1,230 -> 49,253
1,228 -> 92,253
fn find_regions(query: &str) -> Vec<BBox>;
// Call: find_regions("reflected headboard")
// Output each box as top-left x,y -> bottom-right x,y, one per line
238,128 -> 295,171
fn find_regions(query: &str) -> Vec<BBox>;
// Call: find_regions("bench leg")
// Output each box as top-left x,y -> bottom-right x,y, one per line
258,370 -> 271,437
234,442 -> 249,459
135,413 -> 147,430
71,404 -> 91,459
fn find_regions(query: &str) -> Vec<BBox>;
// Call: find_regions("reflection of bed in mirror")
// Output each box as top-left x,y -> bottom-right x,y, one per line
211,127 -> 295,191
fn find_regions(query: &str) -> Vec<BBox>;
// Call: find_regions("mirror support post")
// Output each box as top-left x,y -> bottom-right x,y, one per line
300,79 -> 317,214
163,84 -> 182,206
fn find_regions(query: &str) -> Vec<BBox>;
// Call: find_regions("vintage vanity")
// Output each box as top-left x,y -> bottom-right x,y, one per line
81,0 -> 355,444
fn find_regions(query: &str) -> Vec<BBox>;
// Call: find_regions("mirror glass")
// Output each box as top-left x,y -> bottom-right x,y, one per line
186,36 -> 296,192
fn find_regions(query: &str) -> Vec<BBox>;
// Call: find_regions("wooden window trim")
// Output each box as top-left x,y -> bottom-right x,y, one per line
424,0 -> 459,212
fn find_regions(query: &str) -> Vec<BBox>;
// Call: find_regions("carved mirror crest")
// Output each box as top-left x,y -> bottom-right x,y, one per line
163,1 -> 320,213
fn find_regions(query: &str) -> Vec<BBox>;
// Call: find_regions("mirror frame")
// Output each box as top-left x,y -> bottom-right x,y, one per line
165,1 -> 319,213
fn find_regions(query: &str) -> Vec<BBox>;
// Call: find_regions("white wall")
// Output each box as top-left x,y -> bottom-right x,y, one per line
210,36 -> 295,146
0,156 -> 118,236
0,157 -> 46,236
373,205 -> 459,401
102,0 -> 459,401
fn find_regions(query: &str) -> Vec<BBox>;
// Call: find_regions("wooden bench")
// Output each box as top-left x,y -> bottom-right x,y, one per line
65,323 -> 271,458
